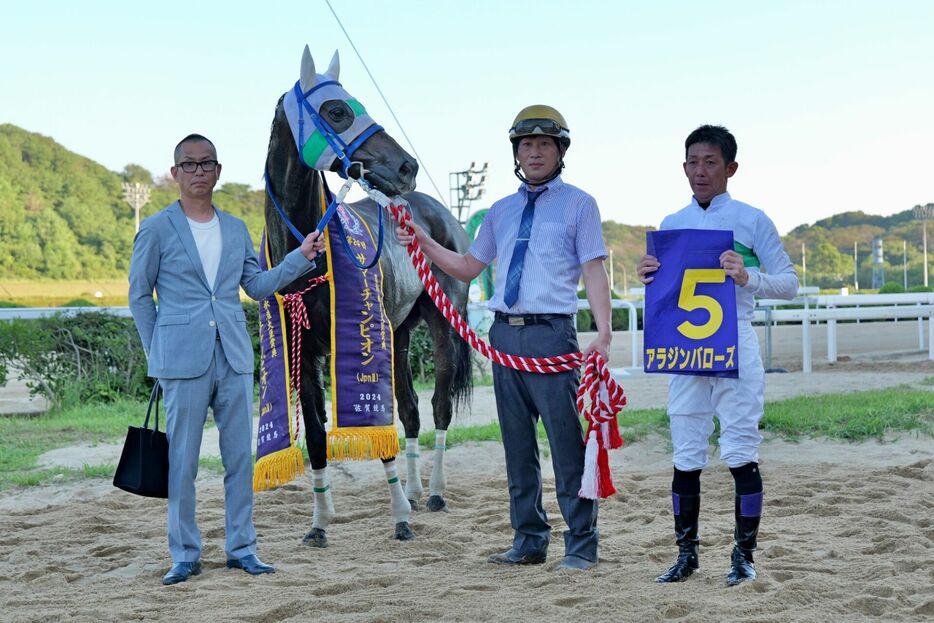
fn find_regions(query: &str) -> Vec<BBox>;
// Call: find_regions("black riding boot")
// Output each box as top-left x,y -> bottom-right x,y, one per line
726,493 -> 761,586
655,493 -> 700,583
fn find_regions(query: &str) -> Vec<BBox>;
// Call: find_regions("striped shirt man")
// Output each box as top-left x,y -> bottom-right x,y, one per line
470,176 -> 607,314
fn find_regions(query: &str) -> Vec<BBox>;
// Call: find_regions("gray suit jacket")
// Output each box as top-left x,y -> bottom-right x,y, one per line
128,201 -> 314,379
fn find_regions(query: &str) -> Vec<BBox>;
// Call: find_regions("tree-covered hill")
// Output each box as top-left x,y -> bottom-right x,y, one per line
0,124 -> 266,279
782,208 -> 931,289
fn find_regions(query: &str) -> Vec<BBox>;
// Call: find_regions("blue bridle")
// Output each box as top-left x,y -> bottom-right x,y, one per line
265,78 -> 386,270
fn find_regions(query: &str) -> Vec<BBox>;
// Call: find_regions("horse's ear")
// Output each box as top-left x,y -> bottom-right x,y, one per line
325,50 -> 340,81
300,45 -> 318,92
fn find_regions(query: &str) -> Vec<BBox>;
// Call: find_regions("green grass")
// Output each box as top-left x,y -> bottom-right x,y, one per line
0,399 -> 141,481
418,421 -> 503,447
760,385 -> 934,441
0,399 -> 222,490
2,385 -> 932,490
0,278 -> 129,307
921,376 -> 934,387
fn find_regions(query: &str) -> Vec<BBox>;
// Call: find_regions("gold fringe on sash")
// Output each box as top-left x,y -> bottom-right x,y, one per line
253,445 -> 305,492
327,427 -> 400,461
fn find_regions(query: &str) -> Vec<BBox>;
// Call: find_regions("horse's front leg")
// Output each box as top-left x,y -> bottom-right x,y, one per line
381,457 -> 415,540
393,325 -> 425,510
301,355 -> 334,548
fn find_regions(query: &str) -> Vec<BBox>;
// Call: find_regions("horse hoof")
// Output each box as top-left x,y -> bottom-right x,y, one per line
426,495 -> 448,513
394,522 -> 416,541
407,498 -> 420,512
302,527 -> 328,548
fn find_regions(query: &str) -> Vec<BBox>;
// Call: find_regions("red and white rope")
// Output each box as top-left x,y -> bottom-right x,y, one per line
281,275 -> 329,439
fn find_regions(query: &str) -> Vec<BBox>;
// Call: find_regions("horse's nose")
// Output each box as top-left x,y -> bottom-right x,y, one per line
399,156 -> 418,188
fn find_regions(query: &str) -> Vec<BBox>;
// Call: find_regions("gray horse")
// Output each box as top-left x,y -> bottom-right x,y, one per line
263,47 -> 472,544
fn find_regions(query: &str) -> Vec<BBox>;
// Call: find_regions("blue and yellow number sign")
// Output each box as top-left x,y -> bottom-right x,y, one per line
643,229 -> 738,378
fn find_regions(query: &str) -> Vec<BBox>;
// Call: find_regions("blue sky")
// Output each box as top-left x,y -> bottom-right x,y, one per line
3,0 -> 932,234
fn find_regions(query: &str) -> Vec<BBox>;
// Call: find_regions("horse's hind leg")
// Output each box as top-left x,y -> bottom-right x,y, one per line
423,306 -> 462,513
381,457 -> 415,540
300,356 -> 334,548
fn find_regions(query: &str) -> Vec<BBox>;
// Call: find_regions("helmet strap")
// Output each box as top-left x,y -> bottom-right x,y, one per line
513,159 -> 565,186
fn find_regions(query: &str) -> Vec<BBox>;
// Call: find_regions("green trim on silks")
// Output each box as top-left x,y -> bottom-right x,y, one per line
405,453 -> 420,459
313,485 -> 330,493
734,241 -> 761,268
301,132 -> 329,168
347,99 -> 366,116
387,476 -> 400,485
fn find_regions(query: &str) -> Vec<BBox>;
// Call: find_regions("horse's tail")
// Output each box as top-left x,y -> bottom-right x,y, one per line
449,319 -> 473,415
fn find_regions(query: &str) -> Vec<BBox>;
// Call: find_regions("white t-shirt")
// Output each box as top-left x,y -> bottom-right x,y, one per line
187,213 -> 222,290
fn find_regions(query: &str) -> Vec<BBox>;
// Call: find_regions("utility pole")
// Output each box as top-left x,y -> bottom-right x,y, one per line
801,242 -> 807,288
448,162 -> 488,225
903,240 -> 908,290
914,204 -> 933,287
122,182 -> 151,233
608,249 -> 614,292
853,241 -> 859,290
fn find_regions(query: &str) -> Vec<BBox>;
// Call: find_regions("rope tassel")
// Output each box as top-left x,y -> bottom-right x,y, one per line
579,430 -> 601,500
576,354 -> 627,499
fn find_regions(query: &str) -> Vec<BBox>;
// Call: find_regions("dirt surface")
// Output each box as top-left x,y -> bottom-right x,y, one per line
2,321 -> 933,622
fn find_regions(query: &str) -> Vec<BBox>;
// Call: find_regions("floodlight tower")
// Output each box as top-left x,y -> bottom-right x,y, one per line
122,182 -> 152,233
449,162 -> 488,225
914,203 -> 933,287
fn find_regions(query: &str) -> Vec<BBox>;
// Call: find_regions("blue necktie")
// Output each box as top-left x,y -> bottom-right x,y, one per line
503,189 -> 544,308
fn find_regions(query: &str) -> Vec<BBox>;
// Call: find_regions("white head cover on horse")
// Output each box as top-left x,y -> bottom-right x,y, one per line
282,47 -> 381,173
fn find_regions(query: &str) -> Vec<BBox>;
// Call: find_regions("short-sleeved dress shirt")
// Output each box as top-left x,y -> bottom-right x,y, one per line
469,176 -> 607,314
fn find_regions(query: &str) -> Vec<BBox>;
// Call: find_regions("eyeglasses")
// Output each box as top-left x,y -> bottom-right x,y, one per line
175,160 -> 219,173
511,118 -> 566,137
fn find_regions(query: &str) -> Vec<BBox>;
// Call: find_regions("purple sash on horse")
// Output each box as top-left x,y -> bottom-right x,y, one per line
325,201 -> 398,460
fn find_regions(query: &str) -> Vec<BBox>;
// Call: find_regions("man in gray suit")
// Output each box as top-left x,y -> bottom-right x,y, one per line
129,134 -> 324,585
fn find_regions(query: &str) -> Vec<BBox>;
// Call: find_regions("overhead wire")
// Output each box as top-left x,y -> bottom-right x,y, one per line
324,0 -> 449,208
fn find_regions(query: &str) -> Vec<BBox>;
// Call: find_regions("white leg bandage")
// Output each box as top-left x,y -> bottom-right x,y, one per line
383,460 -> 412,523
310,467 -> 335,530
429,429 -> 447,497
404,437 -> 424,501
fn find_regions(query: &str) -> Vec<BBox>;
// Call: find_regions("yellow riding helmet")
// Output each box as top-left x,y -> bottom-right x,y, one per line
508,104 -> 570,149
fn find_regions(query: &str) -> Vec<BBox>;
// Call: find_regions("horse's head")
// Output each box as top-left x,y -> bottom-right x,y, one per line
278,45 -> 418,196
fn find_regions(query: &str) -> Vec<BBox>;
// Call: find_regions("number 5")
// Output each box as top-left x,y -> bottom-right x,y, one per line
677,269 -> 725,340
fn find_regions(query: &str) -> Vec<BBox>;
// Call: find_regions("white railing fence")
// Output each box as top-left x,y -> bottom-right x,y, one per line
5,290 -> 933,374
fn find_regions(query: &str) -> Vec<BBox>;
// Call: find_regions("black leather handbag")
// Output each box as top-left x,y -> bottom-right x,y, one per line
113,382 -> 170,498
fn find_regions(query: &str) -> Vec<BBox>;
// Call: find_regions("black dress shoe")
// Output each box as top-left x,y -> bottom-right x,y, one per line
488,548 -> 547,565
162,561 -> 202,585
226,554 -> 275,575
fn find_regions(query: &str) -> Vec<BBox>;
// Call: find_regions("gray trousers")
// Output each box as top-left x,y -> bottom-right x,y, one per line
161,339 -> 256,563
489,316 -> 599,561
